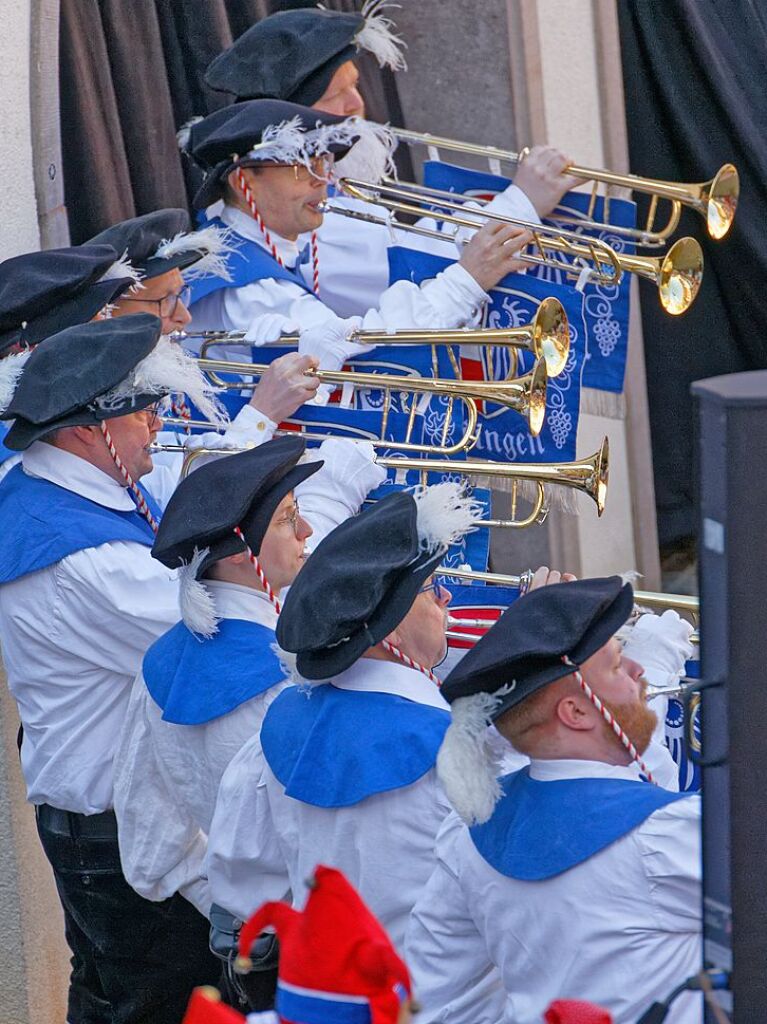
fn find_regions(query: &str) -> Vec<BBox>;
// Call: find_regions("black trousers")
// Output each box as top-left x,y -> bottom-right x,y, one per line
35,804 -> 221,1024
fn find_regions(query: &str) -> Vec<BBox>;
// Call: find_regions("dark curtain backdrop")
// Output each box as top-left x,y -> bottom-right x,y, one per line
59,0 -> 410,243
617,1 -> 767,548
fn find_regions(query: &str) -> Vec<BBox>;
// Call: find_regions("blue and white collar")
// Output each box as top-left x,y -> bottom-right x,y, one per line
22,441 -> 135,511
528,758 -> 644,783
205,579 -> 278,631
220,204 -> 301,269
331,658 -> 449,712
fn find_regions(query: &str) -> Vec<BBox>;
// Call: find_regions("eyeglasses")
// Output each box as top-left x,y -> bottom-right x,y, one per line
279,501 -> 303,537
291,155 -> 333,182
119,285 -> 191,319
419,581 -> 451,604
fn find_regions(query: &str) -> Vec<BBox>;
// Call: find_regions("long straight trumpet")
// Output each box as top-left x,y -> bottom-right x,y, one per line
391,126 -> 739,245
196,354 -> 549,437
332,178 -> 704,316
183,297 -> 571,378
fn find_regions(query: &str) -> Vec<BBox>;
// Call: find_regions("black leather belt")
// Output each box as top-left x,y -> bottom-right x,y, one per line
36,804 -> 118,839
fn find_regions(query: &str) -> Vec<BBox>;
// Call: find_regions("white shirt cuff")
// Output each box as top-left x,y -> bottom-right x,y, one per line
225,403 -> 278,444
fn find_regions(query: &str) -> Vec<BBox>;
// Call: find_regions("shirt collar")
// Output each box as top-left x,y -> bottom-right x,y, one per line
204,579 -> 279,630
221,204 -> 301,268
22,441 -> 135,511
528,758 -> 644,783
331,658 -> 449,712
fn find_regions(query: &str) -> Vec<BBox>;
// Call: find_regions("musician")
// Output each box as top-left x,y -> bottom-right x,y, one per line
0,316 -> 304,1023
113,437 -> 385,918
0,243 -> 138,479
205,485 -> 480,954
186,99 -> 533,363
91,208 -> 322,432
406,577 -> 702,1024
202,5 -> 579,316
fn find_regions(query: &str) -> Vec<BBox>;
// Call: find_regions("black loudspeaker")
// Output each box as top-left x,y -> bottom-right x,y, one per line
693,370 -> 767,1021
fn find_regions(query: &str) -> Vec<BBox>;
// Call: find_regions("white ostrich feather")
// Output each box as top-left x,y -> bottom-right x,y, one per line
0,349 -> 32,413
357,1 -> 407,70
437,688 -> 511,825
156,225 -> 236,283
99,251 -> 144,290
178,547 -> 219,638
323,117 -> 398,184
272,643 -> 317,692
94,335 -> 228,427
177,115 -> 204,153
246,116 -> 311,170
411,481 -> 483,554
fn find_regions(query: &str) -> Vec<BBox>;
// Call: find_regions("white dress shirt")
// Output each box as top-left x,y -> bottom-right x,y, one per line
113,582 -> 284,916
300,185 -> 541,318
406,758 -> 703,1024
206,659 -> 453,950
188,205 -> 490,338
0,406 -> 296,816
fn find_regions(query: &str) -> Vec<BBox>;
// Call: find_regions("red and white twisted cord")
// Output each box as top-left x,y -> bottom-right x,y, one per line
562,656 -> 656,784
382,639 -> 442,687
100,422 -> 159,534
235,168 -> 320,295
310,230 -> 319,295
233,525 -> 281,614
170,397 -> 192,434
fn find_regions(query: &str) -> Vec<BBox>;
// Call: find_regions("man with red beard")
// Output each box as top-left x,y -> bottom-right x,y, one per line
406,577 -> 702,1024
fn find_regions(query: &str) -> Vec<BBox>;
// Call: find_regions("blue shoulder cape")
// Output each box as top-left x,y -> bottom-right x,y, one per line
0,465 -> 160,584
187,217 -> 314,305
261,683 -> 450,808
143,618 -> 284,725
470,768 -> 693,880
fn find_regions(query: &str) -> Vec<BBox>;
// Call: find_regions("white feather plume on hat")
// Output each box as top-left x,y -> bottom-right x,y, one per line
94,334 -> 228,427
0,348 -> 32,414
320,117 -> 398,184
357,0 -> 407,70
176,115 -> 204,154
411,480 -> 483,554
99,251 -> 144,291
155,225 -> 237,283
245,115 -> 311,169
178,546 -> 220,639
437,686 -> 513,825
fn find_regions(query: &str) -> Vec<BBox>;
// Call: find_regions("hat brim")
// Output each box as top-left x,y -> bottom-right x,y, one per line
297,546 -> 444,680
489,582 -> 636,722
141,251 -> 204,279
3,391 -> 160,451
192,161 -> 233,211
194,457 -> 323,576
0,277 -> 135,356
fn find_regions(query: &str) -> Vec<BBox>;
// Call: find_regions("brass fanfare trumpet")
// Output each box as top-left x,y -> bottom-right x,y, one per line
178,296 -> 571,379
328,178 -> 704,316
391,126 -> 739,245
195,353 -> 549,439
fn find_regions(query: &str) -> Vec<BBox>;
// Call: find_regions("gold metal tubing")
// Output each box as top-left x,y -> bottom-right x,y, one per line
196,355 -> 549,437
335,178 -> 704,315
391,127 -> 739,242
186,299 -> 571,380
379,436 -> 609,517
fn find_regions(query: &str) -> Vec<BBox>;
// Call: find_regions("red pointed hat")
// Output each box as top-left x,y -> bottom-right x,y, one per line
544,1000 -> 613,1024
238,865 -> 412,1024
182,987 -> 247,1024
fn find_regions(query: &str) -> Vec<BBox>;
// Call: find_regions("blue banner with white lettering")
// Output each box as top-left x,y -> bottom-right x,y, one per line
421,161 -> 636,396
388,247 -> 586,463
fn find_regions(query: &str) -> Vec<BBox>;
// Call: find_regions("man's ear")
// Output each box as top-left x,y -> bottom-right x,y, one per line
555,694 -> 596,732
69,424 -> 100,447
223,551 -> 248,567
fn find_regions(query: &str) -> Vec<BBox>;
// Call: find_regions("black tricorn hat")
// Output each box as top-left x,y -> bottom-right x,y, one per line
88,209 -> 207,279
191,99 -> 353,209
441,576 -> 635,722
205,8 -> 363,104
276,492 -> 441,679
2,314 -> 165,450
0,245 -> 135,355
152,436 -> 322,577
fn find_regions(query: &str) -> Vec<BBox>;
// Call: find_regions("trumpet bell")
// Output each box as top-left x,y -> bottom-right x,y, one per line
658,236 -> 704,316
534,297 -> 570,377
706,162 -> 739,240
593,436 -> 609,516
528,357 -> 548,437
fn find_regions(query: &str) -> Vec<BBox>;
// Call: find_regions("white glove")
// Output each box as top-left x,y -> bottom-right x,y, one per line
621,610 -> 695,691
295,439 -> 386,549
297,317 -> 374,372
245,314 -> 299,347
